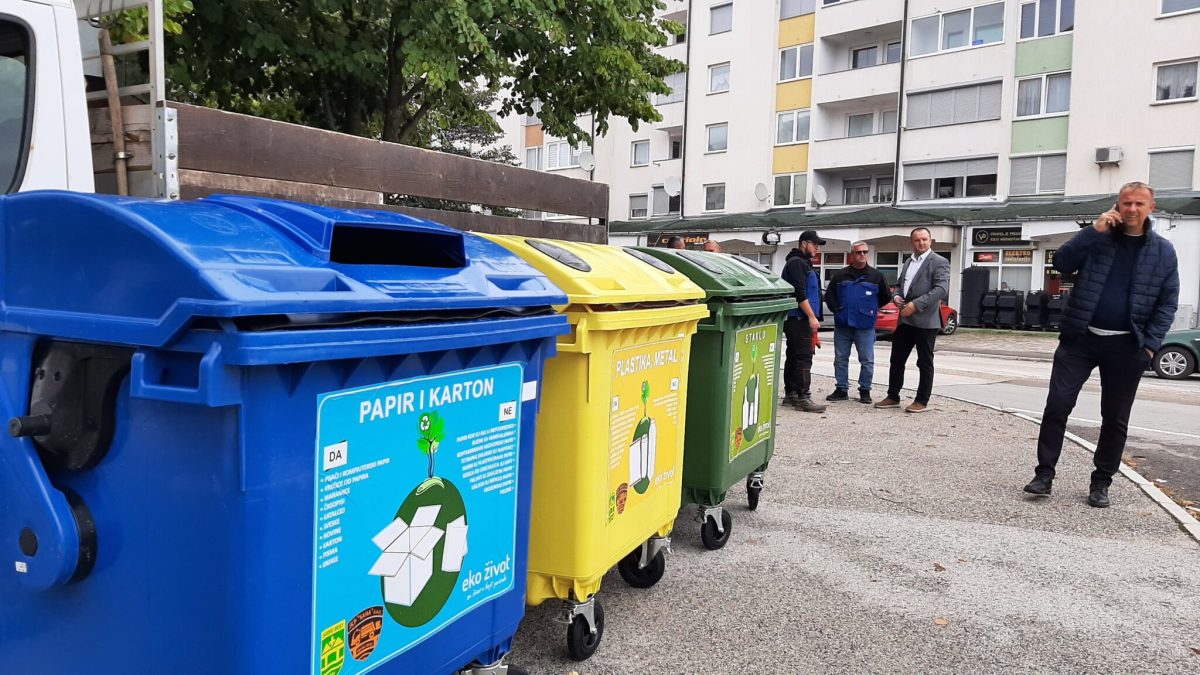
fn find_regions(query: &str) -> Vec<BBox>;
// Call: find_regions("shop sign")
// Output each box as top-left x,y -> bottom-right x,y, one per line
971,227 -> 1025,245
1002,249 -> 1033,264
973,251 -> 999,263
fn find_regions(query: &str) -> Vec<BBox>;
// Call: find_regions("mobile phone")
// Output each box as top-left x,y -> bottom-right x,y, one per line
1109,203 -> 1125,233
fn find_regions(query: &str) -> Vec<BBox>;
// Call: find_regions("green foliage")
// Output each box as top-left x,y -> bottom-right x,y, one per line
163,0 -> 684,145
417,411 -> 446,455
104,0 -> 194,42
641,380 -> 650,405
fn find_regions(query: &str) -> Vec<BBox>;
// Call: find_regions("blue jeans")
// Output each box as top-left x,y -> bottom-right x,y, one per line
833,325 -> 876,393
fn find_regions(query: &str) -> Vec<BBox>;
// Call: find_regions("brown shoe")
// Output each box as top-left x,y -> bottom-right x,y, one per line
874,397 -> 901,409
904,402 -> 929,413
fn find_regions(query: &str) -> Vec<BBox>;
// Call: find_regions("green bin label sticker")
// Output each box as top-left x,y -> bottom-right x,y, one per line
729,324 -> 779,461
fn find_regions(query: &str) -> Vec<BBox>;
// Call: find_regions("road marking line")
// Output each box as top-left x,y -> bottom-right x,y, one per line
1003,407 -> 1200,440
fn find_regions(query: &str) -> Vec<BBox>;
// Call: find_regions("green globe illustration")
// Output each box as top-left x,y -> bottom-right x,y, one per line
381,476 -> 467,627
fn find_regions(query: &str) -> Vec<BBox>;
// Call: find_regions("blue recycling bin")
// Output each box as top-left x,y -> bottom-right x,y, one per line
0,191 -> 569,674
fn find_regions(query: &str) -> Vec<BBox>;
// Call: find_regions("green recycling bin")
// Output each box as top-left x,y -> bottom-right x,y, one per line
635,248 -> 796,551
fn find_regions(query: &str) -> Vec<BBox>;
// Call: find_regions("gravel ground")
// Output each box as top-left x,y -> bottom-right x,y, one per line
508,375 -> 1200,675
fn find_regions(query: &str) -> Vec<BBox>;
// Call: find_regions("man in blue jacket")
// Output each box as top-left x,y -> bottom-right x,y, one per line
1023,182 -> 1179,508
824,241 -> 890,403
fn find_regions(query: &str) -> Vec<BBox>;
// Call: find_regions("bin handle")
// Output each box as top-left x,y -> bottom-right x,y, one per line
1,348 -> 89,589
131,343 -> 241,407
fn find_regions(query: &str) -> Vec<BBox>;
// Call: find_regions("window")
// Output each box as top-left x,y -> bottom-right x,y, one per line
523,100 -> 542,126
545,140 -> 590,169
652,186 -> 681,215
1149,149 -> 1196,190
1156,61 -> 1198,102
906,82 -> 1002,128
910,2 -> 1005,56
710,3 -> 733,34
780,0 -> 815,19
852,46 -> 878,69
704,184 -> 726,211
886,41 -> 903,64
631,140 -> 650,166
1,20 -> 31,194
881,110 -> 898,133
847,113 -> 874,137
629,194 -> 649,219
707,123 -> 729,152
1010,154 -> 1066,195
779,44 -> 814,81
775,109 -> 810,144
709,62 -> 731,93
1016,72 -> 1071,116
903,157 -> 998,200
655,72 -> 686,105
877,177 -> 895,202
875,252 -> 910,287
1020,0 -> 1074,39
843,179 -> 872,205
670,138 -> 683,159
773,173 -> 807,207
525,147 -> 542,170
1163,0 -> 1200,15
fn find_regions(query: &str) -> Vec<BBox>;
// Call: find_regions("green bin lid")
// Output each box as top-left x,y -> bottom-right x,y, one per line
632,247 -> 793,299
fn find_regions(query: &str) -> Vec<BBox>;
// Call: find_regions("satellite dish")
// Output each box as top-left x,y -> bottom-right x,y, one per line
578,150 -> 596,172
753,182 -> 769,201
664,175 -> 682,197
812,184 -> 828,206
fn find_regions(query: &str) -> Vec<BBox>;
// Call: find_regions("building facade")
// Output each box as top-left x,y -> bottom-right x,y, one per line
498,0 -> 1200,327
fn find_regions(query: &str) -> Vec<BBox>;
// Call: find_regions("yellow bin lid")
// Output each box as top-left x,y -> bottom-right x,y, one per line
479,235 -> 705,306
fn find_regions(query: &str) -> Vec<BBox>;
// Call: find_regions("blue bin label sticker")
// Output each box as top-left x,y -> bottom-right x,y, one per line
312,363 -> 525,675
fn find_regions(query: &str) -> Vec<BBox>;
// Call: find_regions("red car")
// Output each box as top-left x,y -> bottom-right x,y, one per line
876,302 -> 958,338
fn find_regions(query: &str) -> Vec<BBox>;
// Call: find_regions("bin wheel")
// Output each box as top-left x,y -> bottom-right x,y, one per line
566,598 -> 604,661
505,667 -> 530,675
700,509 -> 733,550
617,547 -> 666,589
746,478 -> 762,511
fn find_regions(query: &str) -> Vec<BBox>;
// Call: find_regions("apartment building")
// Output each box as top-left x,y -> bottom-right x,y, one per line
499,0 -> 1200,327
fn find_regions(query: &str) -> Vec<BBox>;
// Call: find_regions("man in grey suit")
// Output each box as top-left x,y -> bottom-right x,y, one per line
875,227 -> 951,413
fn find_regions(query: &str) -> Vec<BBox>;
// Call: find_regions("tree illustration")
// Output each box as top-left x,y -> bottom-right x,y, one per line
417,411 -> 446,478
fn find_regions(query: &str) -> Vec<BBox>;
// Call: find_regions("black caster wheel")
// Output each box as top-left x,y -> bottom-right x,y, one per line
617,547 -> 666,588
700,509 -> 733,550
566,598 -> 604,661
505,667 -> 529,675
746,477 -> 762,511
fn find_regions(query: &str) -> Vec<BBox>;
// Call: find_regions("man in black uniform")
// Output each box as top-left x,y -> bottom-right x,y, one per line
780,231 -> 827,413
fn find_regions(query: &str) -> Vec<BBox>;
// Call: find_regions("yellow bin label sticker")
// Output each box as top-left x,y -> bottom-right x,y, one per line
608,339 -> 685,522
729,324 -> 779,461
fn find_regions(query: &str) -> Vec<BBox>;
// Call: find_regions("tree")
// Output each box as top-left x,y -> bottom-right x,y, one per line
165,0 -> 683,146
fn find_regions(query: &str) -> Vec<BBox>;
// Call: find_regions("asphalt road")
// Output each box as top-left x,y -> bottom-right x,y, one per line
812,343 -> 1200,513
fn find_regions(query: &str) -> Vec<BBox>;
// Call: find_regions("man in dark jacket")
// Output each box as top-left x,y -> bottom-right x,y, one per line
1023,182 -> 1179,508
824,241 -> 890,403
780,231 -> 827,413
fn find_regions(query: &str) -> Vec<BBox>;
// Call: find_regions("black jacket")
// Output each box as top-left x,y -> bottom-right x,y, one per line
781,248 -> 818,317
825,264 -> 890,314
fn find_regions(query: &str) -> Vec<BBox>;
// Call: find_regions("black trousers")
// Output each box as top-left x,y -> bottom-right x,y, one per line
886,323 -> 938,404
1036,332 -> 1148,487
783,317 -> 814,397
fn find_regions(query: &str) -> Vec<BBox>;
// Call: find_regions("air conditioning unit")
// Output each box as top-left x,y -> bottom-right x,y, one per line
1094,146 -> 1123,164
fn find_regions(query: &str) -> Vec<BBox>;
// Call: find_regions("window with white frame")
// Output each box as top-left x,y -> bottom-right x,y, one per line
910,2 -> 1004,57
631,140 -> 650,166
903,157 -> 998,200
629,194 -> 649,219
709,62 -> 731,93
906,82 -> 1002,128
523,101 -> 542,126
843,179 -> 872,205
775,109 -> 810,145
1016,72 -> 1071,117
710,3 -> 733,34
1149,149 -> 1196,190
877,176 -> 895,202
1156,61 -> 1198,102
1163,0 -> 1200,15
1020,0 -> 1075,39
704,184 -> 726,211
707,123 -> 729,152
525,147 -> 542,171
1010,154 -> 1066,195
655,72 -> 687,105
847,113 -> 874,137
779,44 -> 814,81
886,41 -> 902,63
881,109 -> 898,133
652,186 -> 682,215
545,140 -> 590,170
780,0 -> 815,19
773,173 -> 807,207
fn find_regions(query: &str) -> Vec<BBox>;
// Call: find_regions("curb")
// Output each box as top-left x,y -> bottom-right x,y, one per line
933,348 -> 1054,363
933,391 -> 1200,544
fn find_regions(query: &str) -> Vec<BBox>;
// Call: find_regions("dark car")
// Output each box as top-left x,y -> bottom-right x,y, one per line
1151,328 -> 1200,380
875,302 -> 958,338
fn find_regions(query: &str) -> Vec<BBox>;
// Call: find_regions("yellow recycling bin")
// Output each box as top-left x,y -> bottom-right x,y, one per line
480,236 -> 707,661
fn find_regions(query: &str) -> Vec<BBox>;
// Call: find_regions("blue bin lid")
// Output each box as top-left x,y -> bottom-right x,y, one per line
0,191 -> 568,347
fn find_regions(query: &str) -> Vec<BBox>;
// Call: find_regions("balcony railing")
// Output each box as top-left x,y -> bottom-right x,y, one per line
810,132 -> 897,170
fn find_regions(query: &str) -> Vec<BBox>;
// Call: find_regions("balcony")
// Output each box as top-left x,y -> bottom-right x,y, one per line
810,132 -> 896,171
655,100 -> 684,132
817,0 -> 903,37
814,62 -> 900,105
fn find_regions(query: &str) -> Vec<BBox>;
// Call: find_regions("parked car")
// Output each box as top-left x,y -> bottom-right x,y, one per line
1151,328 -> 1200,380
875,302 -> 958,338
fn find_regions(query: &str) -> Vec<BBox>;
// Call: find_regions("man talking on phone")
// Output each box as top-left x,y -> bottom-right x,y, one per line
1023,182 -> 1179,508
